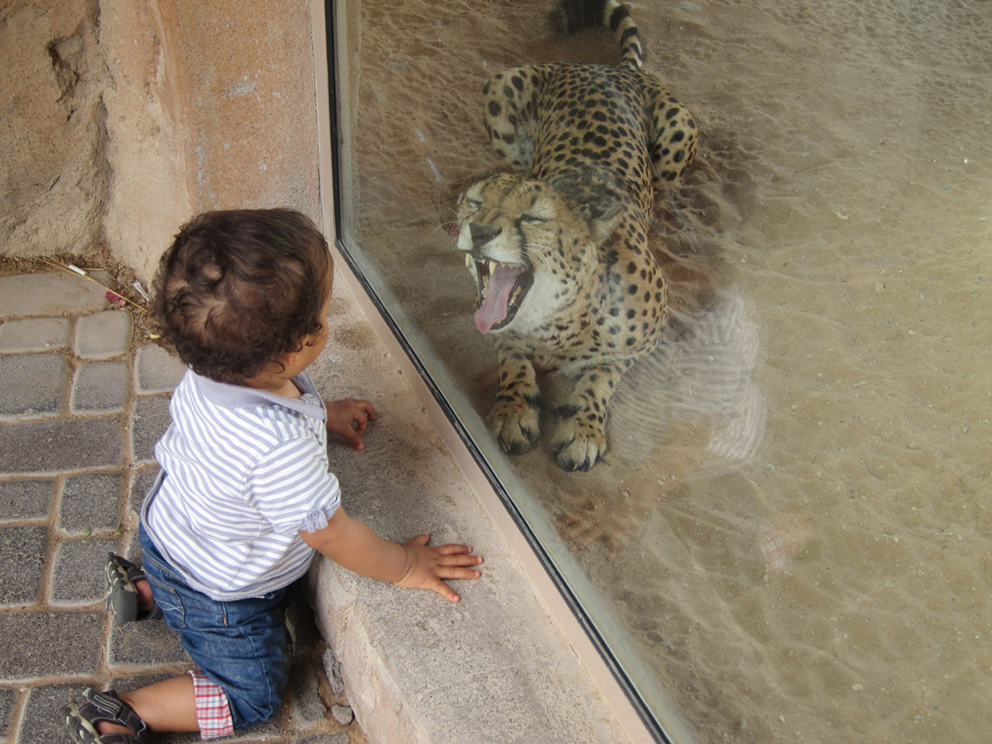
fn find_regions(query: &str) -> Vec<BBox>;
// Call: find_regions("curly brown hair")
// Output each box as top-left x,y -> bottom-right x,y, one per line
153,209 -> 332,384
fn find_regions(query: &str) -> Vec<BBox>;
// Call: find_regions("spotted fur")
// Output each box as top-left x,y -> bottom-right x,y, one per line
456,0 -> 697,471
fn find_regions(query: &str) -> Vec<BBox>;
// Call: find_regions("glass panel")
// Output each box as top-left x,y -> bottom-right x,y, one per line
329,0 -> 991,740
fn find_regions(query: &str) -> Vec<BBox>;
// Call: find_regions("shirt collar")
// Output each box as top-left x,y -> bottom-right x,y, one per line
188,369 -> 327,420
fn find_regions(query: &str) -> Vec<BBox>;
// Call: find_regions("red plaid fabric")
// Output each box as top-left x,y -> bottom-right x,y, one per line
190,669 -> 235,739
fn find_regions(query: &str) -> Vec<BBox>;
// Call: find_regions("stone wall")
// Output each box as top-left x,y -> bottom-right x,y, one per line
1,0 -> 109,261
1,0 -> 321,282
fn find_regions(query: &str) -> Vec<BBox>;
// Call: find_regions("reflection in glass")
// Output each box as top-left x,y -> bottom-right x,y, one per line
331,0 -> 992,740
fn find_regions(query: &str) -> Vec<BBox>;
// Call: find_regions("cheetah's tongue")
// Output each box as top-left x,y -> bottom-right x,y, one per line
475,264 -> 526,334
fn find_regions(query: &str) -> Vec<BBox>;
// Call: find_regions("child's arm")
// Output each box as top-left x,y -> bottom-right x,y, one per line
299,506 -> 483,602
325,398 -> 376,450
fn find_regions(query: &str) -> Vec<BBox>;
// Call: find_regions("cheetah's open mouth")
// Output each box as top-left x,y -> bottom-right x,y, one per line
467,256 -> 533,334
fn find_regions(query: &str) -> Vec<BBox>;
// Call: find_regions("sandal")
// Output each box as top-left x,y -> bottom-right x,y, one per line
61,686 -> 148,743
106,554 -> 161,626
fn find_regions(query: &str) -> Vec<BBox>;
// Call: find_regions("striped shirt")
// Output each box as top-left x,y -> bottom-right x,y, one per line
141,369 -> 341,601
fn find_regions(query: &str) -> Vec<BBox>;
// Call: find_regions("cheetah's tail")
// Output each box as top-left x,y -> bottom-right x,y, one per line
549,0 -> 643,70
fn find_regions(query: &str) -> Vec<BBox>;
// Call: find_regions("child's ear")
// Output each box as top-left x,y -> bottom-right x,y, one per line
277,345 -> 305,368
277,335 -> 317,366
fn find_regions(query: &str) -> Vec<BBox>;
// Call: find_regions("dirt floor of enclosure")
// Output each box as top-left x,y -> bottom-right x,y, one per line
334,0 -> 992,741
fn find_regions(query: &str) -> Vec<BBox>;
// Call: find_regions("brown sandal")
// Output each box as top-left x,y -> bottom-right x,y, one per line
106,554 -> 161,626
61,686 -> 148,743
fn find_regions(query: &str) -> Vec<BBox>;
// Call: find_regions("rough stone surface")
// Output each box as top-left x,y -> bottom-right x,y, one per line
298,735 -> 349,744
2,0 -> 322,277
134,343 -> 187,394
0,419 -> 121,475
108,619 -> 191,668
71,362 -> 129,413
0,274 -> 113,318
0,527 -> 47,607
0,354 -> 67,419
0,686 -> 14,740
0,317 -> 72,353
0,613 -> 102,679
331,705 -> 354,727
166,719 -> 283,743
50,537 -> 116,606
322,649 -> 345,695
18,683 -> 90,744
98,1 -> 321,282
0,480 -> 54,522
99,0 -> 191,283
58,473 -> 122,534
0,0 -> 108,260
130,396 -> 172,464
75,310 -> 133,360
129,466 -> 161,516
289,662 -> 329,728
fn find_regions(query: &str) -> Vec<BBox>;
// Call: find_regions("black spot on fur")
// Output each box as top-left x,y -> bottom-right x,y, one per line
554,403 -> 582,420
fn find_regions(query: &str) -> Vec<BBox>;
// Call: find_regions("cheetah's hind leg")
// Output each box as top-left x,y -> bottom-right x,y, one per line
481,65 -> 550,172
644,75 -> 698,186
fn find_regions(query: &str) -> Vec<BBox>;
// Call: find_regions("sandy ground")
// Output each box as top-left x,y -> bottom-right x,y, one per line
333,0 -> 992,741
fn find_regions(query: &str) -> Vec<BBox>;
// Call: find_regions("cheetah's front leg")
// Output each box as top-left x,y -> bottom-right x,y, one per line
551,360 -> 633,471
487,343 -> 542,455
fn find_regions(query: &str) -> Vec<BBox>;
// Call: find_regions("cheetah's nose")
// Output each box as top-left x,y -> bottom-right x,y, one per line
470,222 -> 501,248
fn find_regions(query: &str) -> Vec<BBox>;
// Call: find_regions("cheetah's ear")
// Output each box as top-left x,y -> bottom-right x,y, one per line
580,203 -> 623,247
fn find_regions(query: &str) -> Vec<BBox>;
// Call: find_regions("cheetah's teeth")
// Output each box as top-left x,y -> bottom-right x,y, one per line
489,260 -> 498,275
465,253 -> 472,268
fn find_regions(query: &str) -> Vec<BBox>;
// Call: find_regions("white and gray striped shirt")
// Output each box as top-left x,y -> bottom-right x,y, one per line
141,369 -> 340,601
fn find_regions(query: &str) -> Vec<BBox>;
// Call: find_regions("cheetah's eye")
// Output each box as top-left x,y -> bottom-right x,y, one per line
466,199 -> 483,211
521,214 -> 548,224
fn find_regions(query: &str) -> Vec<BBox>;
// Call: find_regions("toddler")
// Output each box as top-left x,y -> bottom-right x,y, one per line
61,209 -> 483,743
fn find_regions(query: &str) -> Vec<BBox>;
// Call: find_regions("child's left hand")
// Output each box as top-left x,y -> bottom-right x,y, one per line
397,533 -> 483,602
325,398 -> 377,450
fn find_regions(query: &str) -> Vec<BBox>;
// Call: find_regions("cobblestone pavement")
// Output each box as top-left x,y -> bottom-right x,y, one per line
0,272 -> 364,744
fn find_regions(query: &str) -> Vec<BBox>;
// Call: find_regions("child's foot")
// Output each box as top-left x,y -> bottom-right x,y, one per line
106,554 -> 161,626
61,686 -> 147,743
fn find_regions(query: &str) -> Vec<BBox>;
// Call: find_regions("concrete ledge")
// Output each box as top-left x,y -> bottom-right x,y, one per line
304,272 -> 629,744
308,451 -> 630,744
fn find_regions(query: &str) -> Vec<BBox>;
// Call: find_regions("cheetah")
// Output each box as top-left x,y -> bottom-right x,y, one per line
456,0 -> 697,471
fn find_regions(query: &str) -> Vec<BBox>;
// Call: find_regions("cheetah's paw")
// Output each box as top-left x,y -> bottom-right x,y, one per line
487,398 -> 541,455
551,416 -> 607,471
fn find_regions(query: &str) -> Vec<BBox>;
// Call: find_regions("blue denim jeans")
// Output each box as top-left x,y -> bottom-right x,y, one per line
138,524 -> 289,729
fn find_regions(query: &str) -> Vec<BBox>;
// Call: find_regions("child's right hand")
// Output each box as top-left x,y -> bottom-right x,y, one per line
325,398 -> 376,450
397,533 -> 483,602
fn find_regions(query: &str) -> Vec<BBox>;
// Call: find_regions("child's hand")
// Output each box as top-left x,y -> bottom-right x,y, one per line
397,533 -> 483,602
325,398 -> 376,450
